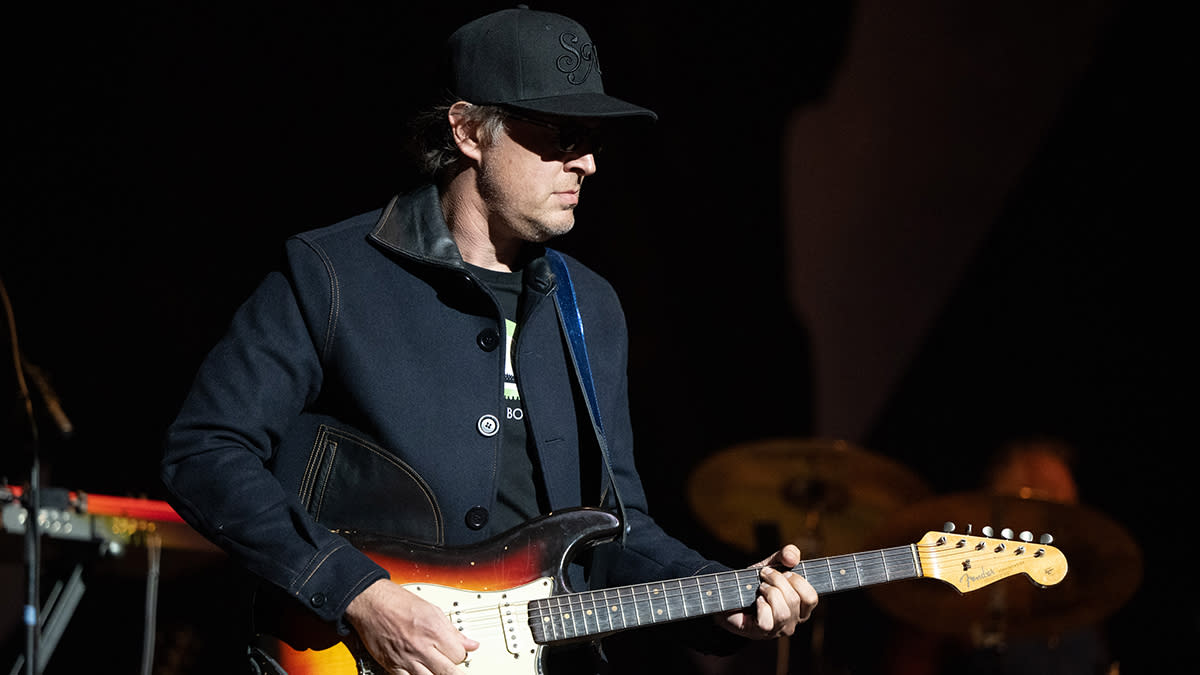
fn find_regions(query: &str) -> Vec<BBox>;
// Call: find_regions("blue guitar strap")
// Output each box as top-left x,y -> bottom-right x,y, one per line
544,249 -> 627,545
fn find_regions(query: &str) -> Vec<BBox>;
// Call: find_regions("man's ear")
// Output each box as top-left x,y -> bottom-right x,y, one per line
449,101 -> 484,163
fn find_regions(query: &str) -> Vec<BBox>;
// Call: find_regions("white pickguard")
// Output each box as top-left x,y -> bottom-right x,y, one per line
404,577 -> 556,674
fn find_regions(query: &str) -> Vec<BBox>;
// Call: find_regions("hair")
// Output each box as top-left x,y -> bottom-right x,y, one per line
408,99 -> 509,182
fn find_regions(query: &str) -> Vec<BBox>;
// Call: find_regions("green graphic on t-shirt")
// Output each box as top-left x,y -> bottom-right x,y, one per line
504,318 -> 519,401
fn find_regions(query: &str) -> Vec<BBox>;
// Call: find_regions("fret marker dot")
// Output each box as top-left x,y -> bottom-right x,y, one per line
706,591 -> 713,596
839,569 -> 846,576
586,610 -> 593,616
562,614 -> 570,620
611,606 -> 618,612
542,617 -> 550,623
656,609 -> 663,615
652,588 -> 660,595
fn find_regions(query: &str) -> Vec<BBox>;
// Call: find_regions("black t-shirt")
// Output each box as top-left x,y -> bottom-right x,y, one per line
465,263 -> 548,534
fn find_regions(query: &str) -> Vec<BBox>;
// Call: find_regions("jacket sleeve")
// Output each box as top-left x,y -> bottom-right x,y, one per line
160,237 -> 387,628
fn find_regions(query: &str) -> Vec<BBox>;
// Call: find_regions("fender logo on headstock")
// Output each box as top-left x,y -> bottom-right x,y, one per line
959,567 -> 996,589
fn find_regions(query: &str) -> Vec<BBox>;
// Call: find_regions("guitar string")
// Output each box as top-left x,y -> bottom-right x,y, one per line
523,549 -> 917,623
443,541 -> 1038,636
521,542 -> 1035,626
446,549 -> 915,633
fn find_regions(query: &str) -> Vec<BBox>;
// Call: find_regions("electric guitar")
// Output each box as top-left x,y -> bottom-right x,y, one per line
266,508 -> 1067,675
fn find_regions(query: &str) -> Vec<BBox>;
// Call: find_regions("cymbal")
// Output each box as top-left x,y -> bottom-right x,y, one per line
865,492 -> 1142,639
687,438 -> 931,557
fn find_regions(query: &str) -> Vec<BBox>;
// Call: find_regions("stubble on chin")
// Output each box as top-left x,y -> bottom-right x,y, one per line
476,167 -> 578,243
521,210 -> 576,243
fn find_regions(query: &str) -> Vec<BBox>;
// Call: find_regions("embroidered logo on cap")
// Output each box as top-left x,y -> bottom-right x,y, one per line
556,32 -> 601,85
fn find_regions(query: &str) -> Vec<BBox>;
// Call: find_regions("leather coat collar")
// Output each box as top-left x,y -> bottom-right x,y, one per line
368,184 -> 463,267
367,184 -> 555,292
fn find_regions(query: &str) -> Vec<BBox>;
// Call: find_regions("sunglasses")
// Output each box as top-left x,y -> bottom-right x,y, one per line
504,110 -> 605,155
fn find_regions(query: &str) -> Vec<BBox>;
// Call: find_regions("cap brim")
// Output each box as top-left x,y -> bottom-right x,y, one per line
499,92 -> 658,121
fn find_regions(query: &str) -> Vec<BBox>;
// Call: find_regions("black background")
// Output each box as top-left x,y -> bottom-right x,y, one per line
2,1 -> 1191,673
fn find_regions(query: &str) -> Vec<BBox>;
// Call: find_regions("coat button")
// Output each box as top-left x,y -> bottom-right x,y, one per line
477,414 -> 499,437
309,592 -> 326,608
476,328 -> 501,352
465,506 -> 489,530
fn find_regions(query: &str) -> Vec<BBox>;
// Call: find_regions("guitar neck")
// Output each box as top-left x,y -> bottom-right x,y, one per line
529,544 -> 919,643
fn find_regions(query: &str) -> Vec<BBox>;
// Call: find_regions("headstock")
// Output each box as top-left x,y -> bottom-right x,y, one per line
916,522 -> 1068,593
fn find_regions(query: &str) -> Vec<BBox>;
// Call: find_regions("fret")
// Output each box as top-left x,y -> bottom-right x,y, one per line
582,590 -> 601,636
857,549 -> 891,587
848,553 -> 865,589
666,579 -> 687,620
829,554 -> 859,592
613,587 -> 629,630
568,593 -> 585,637
621,584 -> 644,628
641,583 -> 660,624
691,576 -> 706,618
543,598 -> 559,643
891,545 -> 920,581
733,569 -> 759,609
559,594 -> 579,639
595,588 -> 614,634
798,560 -> 826,594
542,598 -> 559,642
645,582 -> 668,623
698,572 -> 724,613
546,596 -> 564,640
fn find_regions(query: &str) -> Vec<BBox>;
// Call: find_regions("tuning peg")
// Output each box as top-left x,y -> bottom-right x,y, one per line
1000,527 -> 1014,540
943,522 -> 955,533
1019,531 -> 1033,543
965,524 -> 973,535
1039,533 -> 1054,545
981,526 -> 994,537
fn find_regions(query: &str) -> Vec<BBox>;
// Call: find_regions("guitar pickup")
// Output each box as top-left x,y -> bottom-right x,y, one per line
499,601 -> 524,656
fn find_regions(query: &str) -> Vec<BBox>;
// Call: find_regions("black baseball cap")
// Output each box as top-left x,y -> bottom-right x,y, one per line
446,6 -> 657,121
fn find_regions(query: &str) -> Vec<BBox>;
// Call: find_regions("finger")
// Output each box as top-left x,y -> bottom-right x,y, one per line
409,658 -> 442,675
430,641 -> 470,674
757,577 -> 792,633
761,568 -> 802,613
778,544 -> 802,568
789,575 -> 819,621
755,595 -> 774,634
766,569 -> 810,633
437,627 -> 484,668
754,544 -> 802,571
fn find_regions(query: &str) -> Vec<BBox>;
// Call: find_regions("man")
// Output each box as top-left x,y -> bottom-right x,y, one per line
161,7 -> 816,674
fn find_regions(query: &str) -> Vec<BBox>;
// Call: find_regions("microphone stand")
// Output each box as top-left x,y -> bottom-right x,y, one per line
2,276 -> 80,675
2,276 -> 40,675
